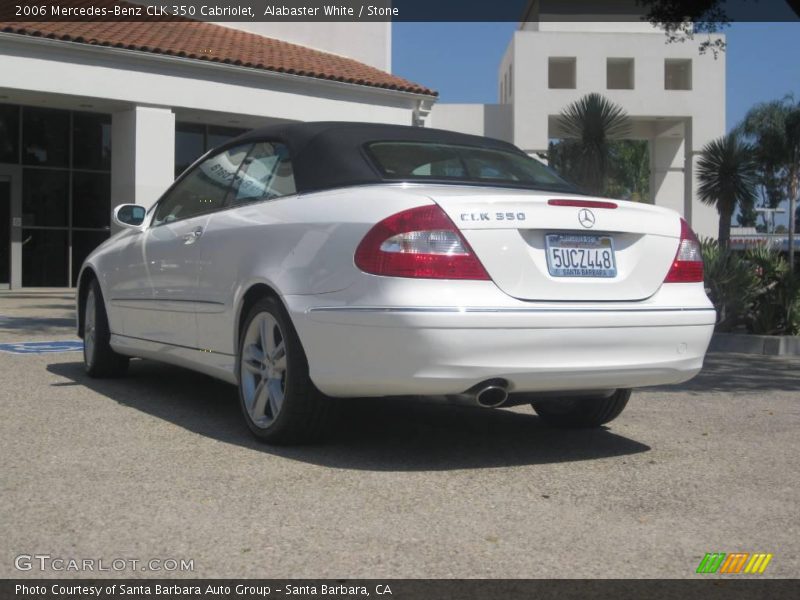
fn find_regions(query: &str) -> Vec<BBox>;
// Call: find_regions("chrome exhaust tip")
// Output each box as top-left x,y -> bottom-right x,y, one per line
474,380 -> 509,408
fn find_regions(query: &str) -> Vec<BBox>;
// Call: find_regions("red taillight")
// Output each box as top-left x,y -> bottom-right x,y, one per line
548,199 -> 618,209
354,205 -> 490,280
664,218 -> 704,283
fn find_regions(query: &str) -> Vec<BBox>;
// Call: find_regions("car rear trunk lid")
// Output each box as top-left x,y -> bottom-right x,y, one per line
427,187 -> 681,302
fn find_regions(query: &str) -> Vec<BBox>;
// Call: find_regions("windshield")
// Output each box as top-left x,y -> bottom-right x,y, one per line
365,141 -> 576,192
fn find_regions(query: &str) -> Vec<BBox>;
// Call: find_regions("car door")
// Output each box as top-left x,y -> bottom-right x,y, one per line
123,144 -> 251,348
195,141 -> 297,355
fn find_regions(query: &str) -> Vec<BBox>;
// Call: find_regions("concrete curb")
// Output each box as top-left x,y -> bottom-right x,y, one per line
710,333 -> 800,356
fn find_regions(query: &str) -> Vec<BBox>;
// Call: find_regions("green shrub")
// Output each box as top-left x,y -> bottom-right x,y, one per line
701,239 -> 758,332
745,246 -> 800,335
701,240 -> 800,335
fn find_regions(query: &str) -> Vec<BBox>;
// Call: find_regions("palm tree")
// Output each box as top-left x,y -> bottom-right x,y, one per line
785,109 -> 800,268
697,134 -> 758,248
556,93 -> 630,195
738,96 -> 800,268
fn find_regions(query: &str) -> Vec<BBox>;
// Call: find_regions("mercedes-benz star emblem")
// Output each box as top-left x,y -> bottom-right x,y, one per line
578,208 -> 596,229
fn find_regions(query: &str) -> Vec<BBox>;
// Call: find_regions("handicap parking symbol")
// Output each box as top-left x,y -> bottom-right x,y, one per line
0,340 -> 84,354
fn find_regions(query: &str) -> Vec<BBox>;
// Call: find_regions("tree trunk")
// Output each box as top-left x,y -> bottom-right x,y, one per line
719,204 -> 733,249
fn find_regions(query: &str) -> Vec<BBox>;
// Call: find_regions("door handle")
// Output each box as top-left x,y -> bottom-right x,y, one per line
183,227 -> 203,245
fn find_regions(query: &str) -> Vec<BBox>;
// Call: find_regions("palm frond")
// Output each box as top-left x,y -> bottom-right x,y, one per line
556,93 -> 631,195
558,93 -> 631,142
697,134 -> 758,213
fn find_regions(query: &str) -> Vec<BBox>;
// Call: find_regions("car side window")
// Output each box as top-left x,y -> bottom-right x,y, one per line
152,144 -> 251,226
230,141 -> 296,205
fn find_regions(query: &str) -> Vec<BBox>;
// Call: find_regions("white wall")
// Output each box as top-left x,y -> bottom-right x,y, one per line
431,23 -> 725,238
431,104 -> 512,142
521,0 -> 656,32
111,107 -> 176,211
524,22 -> 662,33
509,29 -> 725,154
651,135 -> 686,215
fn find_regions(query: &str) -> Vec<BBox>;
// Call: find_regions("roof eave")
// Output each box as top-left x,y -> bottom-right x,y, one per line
0,31 -> 438,101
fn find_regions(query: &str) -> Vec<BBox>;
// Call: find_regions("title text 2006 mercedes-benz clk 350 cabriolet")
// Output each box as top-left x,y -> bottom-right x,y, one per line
77,122 -> 715,443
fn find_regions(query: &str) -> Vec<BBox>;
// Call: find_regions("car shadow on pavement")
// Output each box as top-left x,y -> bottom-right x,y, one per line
646,352 -> 800,394
47,360 -> 651,471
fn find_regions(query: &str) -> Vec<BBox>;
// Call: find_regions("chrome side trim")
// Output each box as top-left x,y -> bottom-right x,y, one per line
110,297 -> 225,306
112,333 -> 234,357
307,306 -> 716,315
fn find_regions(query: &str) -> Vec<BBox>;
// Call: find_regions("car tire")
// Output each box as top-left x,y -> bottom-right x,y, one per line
237,296 -> 332,444
83,279 -> 129,378
530,389 -> 631,428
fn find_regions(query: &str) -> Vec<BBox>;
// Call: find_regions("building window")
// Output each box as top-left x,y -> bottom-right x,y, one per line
22,107 -> 70,167
72,113 -> 111,171
175,123 -> 205,177
0,104 -> 20,163
508,64 -> 513,98
22,169 -> 69,228
0,180 -> 8,285
72,172 -> 111,229
175,123 -> 246,178
548,57 -> 576,89
207,125 -> 245,151
607,58 -> 634,90
2,104 -> 112,286
21,229 -> 68,287
665,59 -> 692,90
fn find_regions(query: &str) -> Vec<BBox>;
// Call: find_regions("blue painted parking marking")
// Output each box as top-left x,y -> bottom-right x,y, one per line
0,340 -> 84,354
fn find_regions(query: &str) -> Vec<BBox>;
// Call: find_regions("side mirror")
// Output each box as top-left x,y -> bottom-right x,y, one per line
112,204 -> 146,229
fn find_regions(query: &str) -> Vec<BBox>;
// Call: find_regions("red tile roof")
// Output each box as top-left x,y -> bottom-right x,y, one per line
0,3 -> 436,96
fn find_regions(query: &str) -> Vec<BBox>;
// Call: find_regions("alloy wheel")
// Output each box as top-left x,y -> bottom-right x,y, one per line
84,289 -> 96,366
240,312 -> 287,428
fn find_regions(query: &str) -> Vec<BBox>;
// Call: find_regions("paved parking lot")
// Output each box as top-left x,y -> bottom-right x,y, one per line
1,290 -> 798,578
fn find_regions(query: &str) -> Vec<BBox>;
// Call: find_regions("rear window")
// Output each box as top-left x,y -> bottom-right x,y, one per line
365,141 -> 574,192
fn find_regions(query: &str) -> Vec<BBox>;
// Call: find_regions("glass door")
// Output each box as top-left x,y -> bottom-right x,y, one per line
0,177 -> 9,287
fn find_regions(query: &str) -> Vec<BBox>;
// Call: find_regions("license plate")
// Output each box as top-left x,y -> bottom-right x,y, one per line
545,234 -> 617,278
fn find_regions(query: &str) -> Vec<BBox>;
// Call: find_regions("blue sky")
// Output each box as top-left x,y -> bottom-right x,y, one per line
393,22 -> 800,131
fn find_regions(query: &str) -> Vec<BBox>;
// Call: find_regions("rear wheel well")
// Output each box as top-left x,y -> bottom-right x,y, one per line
76,268 -> 98,338
237,284 -> 282,346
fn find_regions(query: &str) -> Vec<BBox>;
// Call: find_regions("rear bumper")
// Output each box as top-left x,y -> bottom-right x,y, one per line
287,287 -> 716,397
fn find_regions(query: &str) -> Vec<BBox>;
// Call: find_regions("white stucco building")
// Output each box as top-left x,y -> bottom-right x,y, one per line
432,0 -> 726,240
0,15 -> 434,288
0,1 -> 727,289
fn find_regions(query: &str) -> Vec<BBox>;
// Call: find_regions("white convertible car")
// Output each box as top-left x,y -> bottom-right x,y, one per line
77,122 -> 715,443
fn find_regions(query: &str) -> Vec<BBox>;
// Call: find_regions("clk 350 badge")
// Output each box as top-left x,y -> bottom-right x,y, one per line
460,212 -> 527,222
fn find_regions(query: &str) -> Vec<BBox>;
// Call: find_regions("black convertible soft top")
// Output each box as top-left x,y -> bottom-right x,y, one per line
219,121 -> 575,194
